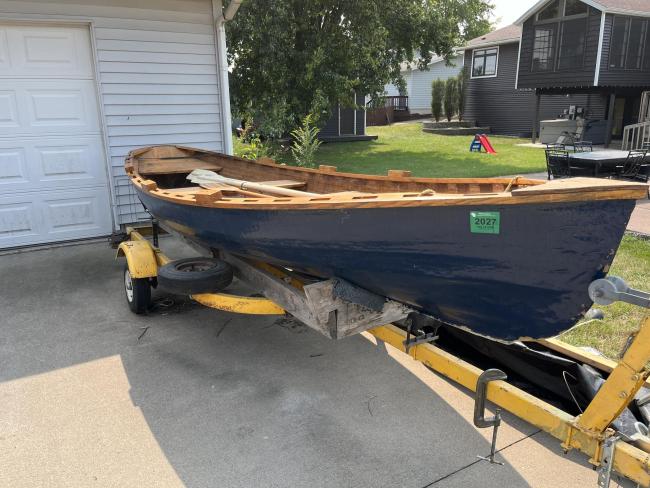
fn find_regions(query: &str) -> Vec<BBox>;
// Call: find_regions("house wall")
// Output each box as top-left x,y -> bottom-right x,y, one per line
464,43 -> 607,136
0,0 -> 225,226
517,5 -> 602,89
598,13 -> 650,87
384,54 -> 464,114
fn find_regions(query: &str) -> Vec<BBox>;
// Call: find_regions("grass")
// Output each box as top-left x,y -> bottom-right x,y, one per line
316,123 -> 547,177
236,121 -> 649,358
559,235 -> 650,359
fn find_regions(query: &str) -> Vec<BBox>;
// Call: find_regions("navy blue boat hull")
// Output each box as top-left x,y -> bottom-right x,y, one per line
138,189 -> 633,340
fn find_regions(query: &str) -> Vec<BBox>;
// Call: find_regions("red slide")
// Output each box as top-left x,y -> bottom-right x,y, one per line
478,134 -> 496,154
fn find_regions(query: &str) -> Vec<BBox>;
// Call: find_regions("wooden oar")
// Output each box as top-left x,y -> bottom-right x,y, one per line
197,181 -> 273,198
188,169 -> 318,197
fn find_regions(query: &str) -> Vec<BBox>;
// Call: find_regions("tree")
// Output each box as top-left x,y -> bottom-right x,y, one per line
456,69 -> 469,122
431,79 -> 445,122
444,77 -> 457,122
227,0 -> 493,137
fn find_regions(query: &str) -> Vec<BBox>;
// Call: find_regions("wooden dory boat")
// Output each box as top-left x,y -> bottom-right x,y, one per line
125,145 -> 648,341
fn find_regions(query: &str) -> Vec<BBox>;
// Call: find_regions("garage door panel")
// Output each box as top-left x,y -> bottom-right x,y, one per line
0,189 -> 112,248
0,137 -> 107,192
0,80 -> 100,135
0,147 -> 28,185
5,26 -> 93,78
0,200 -> 39,241
0,29 -> 8,71
0,91 -> 19,128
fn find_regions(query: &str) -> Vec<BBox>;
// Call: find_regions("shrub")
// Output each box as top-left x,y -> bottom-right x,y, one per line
431,79 -> 445,122
456,69 -> 468,122
290,114 -> 322,167
444,77 -> 457,122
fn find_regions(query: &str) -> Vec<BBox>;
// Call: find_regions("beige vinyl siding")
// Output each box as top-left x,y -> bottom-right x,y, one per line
0,0 -> 224,226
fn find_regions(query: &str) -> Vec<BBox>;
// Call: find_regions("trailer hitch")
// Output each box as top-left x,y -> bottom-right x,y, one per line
473,368 -> 508,465
589,276 -> 650,309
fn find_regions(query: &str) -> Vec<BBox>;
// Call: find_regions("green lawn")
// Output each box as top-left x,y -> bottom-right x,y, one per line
559,235 -> 650,359
316,123 -> 547,177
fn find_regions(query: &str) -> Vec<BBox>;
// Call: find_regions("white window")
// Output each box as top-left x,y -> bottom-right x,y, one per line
471,48 -> 499,78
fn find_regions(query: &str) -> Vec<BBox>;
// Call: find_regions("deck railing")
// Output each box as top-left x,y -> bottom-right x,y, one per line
385,95 -> 408,111
622,121 -> 650,150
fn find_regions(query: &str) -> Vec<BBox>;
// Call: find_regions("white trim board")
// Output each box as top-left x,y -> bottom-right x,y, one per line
593,11 -> 606,86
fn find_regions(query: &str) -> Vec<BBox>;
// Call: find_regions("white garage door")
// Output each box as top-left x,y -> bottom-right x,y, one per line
0,23 -> 112,249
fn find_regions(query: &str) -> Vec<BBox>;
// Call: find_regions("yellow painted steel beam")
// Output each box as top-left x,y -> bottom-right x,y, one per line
576,316 -> 650,434
191,293 -> 285,315
367,323 -> 650,487
123,227 -> 284,315
538,337 -> 650,389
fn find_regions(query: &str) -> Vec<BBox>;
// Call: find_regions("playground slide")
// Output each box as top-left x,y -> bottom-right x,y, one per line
478,134 -> 496,154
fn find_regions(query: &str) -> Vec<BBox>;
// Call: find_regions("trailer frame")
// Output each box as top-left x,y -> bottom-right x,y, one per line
116,225 -> 650,486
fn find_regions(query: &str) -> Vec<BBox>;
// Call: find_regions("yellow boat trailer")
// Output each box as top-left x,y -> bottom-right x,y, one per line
117,226 -> 650,487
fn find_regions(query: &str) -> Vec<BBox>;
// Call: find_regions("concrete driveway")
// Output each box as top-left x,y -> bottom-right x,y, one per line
0,238 -> 632,487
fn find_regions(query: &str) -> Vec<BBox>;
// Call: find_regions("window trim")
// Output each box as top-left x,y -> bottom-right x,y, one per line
536,0 -> 560,22
535,0 -> 589,25
607,15 -> 649,72
470,46 -> 499,79
563,0 -> 589,18
531,25 -> 556,72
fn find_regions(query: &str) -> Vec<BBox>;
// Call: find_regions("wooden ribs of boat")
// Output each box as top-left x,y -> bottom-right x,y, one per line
125,145 -> 648,209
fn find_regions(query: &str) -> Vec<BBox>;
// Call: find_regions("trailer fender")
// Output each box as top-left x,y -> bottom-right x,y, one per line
116,240 -> 158,278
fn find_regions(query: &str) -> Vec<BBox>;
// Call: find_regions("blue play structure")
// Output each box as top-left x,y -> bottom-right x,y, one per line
469,134 -> 497,154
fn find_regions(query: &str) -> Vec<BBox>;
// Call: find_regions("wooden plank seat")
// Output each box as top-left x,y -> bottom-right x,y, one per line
256,179 -> 307,189
137,158 -> 223,175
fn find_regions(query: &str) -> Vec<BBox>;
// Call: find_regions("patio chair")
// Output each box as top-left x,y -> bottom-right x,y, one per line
545,149 -> 571,179
546,143 -> 565,150
574,141 -> 593,152
615,150 -> 649,183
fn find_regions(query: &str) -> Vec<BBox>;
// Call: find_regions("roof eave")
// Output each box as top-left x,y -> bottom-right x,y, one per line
465,38 -> 520,50
604,8 -> 650,18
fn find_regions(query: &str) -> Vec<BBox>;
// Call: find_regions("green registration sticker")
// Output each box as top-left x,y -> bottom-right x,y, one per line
470,211 -> 500,234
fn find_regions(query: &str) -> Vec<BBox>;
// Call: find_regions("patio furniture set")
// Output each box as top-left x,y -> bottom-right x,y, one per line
545,141 -> 650,184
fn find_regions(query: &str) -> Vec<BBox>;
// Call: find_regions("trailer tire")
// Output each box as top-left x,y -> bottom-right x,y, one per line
124,264 -> 151,314
157,257 -> 233,295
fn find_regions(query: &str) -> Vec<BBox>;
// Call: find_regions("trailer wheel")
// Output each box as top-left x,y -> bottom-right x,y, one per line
157,257 -> 233,295
124,264 -> 151,314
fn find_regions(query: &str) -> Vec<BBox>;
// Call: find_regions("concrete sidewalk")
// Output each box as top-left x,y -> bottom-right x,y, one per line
629,198 -> 650,235
0,239 -> 632,487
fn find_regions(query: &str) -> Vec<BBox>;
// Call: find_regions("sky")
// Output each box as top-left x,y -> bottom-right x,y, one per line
492,0 -> 535,27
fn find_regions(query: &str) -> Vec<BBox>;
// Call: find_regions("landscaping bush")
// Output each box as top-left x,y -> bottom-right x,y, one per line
431,79 -> 444,122
456,69 -> 468,122
444,77 -> 457,122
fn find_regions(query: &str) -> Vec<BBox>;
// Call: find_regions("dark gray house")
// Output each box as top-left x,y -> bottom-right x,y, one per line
463,0 -> 650,145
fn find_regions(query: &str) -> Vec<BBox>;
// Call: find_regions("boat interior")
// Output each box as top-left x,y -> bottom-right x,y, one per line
125,145 -> 648,205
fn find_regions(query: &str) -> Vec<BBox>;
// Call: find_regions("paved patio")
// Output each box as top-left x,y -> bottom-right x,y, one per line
0,238 -> 633,487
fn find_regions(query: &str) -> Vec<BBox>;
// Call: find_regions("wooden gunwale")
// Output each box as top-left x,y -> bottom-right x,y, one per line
126,145 -> 649,211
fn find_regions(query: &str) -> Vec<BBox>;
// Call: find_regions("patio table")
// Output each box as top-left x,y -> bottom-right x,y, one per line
567,149 -> 631,176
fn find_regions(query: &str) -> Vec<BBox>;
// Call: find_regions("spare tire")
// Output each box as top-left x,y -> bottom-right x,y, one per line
157,257 -> 233,295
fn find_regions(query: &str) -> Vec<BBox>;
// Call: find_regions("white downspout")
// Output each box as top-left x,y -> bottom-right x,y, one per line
212,0 -> 242,155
